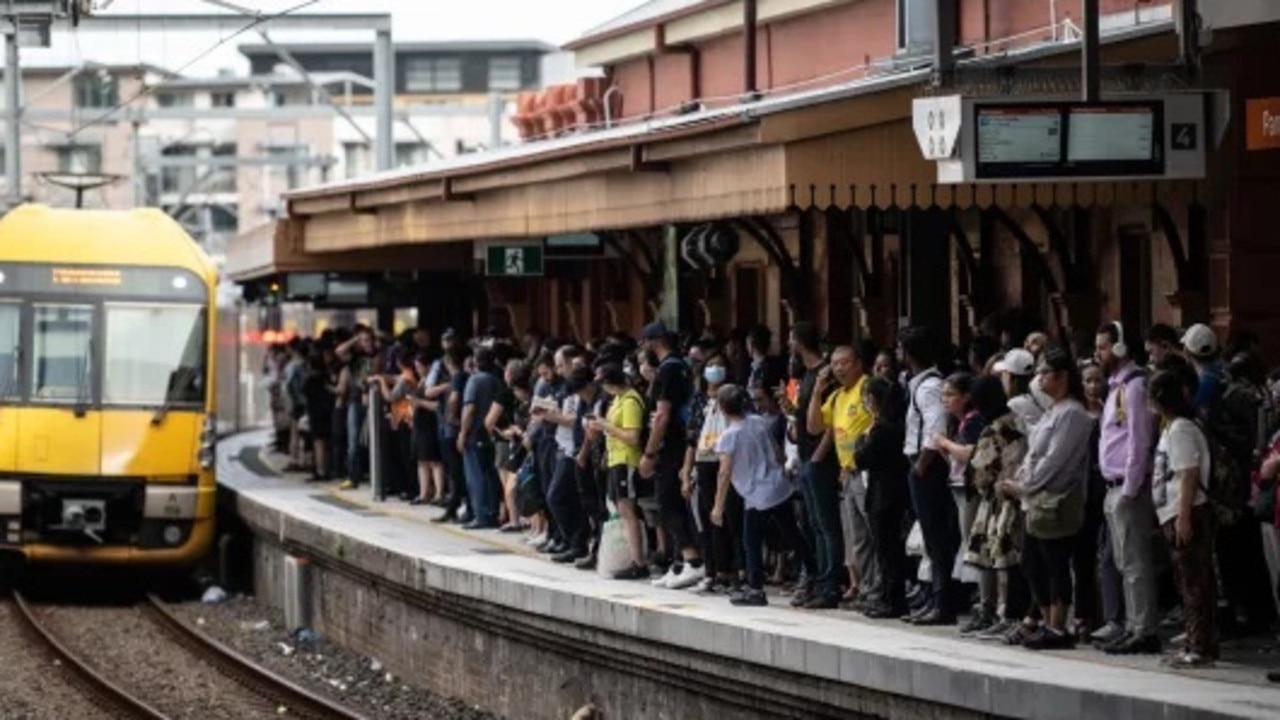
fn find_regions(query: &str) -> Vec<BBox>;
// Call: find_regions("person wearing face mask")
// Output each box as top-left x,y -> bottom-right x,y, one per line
682,353 -> 738,592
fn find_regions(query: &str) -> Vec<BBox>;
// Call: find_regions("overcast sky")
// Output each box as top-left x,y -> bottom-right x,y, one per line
17,0 -> 642,74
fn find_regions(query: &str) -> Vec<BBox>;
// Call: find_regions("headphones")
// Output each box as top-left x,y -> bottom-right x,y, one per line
1112,321 -> 1128,359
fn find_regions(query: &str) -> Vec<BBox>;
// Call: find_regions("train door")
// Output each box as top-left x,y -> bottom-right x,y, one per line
18,303 -> 102,476
0,300 -> 20,471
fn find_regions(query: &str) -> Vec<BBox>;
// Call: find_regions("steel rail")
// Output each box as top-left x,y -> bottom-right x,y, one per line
9,592 -> 170,720
143,594 -> 371,720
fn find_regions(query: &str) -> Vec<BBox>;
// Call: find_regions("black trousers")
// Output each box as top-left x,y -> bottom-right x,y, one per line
652,449 -> 697,553
908,457 -> 962,614
870,499 -> 909,612
693,461 -> 741,578
439,429 -> 467,516
1023,534 -> 1075,608
577,462 -> 608,554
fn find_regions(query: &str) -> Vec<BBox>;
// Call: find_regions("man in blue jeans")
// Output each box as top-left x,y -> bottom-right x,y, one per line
458,347 -> 505,529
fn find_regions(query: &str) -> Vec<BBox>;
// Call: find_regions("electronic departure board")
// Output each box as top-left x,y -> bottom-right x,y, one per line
1067,105 -> 1157,161
977,108 -> 1062,166
974,100 -> 1164,179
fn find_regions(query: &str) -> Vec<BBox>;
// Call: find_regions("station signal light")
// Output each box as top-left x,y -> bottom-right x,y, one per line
264,281 -> 282,307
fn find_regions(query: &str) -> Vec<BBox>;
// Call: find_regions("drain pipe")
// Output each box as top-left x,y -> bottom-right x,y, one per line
744,0 -> 759,99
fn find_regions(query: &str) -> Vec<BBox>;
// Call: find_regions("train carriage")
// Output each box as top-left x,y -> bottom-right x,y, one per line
0,204 -> 218,565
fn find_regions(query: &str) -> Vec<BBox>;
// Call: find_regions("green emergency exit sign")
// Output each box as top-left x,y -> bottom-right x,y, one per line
486,245 -> 544,277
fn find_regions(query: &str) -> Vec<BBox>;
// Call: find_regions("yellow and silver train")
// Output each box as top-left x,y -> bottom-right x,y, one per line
0,205 -> 217,565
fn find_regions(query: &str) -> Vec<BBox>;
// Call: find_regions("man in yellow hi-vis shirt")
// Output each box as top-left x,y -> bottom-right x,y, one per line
807,345 -> 876,608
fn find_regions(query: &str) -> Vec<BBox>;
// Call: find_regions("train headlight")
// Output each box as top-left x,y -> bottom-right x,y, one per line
163,524 -> 184,546
198,414 -> 217,469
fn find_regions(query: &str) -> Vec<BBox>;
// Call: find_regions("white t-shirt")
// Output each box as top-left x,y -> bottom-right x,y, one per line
1152,417 -> 1210,525
555,393 -> 581,456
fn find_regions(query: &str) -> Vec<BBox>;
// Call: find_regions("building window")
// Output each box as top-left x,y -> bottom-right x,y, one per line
343,142 -> 370,179
394,142 -> 428,168
403,57 -> 463,93
211,92 -> 236,108
156,92 -> 192,108
210,205 -> 239,233
56,144 -> 102,174
160,145 -> 197,193
487,57 -> 523,91
74,74 -> 118,108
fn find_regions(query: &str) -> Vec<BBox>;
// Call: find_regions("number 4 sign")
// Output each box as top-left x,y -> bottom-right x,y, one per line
1171,123 -> 1198,150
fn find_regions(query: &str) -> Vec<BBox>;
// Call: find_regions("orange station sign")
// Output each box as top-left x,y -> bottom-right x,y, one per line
1246,97 -> 1280,151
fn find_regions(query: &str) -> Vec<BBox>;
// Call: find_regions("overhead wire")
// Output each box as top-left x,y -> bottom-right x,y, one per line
64,0 -> 324,141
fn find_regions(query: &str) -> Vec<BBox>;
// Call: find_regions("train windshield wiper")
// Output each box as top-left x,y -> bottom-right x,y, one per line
152,367 -> 194,426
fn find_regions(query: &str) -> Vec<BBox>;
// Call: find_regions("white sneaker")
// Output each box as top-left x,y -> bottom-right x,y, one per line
525,532 -> 547,547
651,567 -> 679,588
667,563 -> 706,590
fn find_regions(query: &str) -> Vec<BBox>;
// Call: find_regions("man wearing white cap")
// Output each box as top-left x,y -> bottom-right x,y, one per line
1181,323 -> 1226,419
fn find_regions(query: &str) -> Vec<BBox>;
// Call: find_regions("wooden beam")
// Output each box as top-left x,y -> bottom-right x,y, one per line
630,144 -> 671,173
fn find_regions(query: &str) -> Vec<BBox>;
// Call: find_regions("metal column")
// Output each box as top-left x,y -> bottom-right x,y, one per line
5,27 -> 20,207
374,29 -> 395,172
1082,0 -> 1101,102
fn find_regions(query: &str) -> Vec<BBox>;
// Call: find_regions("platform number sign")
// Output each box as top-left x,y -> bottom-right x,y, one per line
486,245 -> 544,277
1172,123 -> 1197,150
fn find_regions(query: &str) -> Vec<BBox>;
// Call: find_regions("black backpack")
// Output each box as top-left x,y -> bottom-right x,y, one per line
1192,419 -> 1247,527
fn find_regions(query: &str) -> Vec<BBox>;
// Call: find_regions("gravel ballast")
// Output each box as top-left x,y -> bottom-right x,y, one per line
0,601 -> 107,720
169,594 -> 499,720
36,603 -> 286,720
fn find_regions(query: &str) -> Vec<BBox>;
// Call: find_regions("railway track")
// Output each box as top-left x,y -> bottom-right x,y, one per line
9,592 -> 167,720
12,591 -> 369,720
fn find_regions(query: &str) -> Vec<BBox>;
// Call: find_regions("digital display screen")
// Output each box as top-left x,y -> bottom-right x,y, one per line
286,272 -> 326,299
976,108 -> 1062,165
0,263 -> 205,300
52,267 -> 123,286
325,278 -> 368,306
974,100 -> 1164,179
1067,105 -> 1157,162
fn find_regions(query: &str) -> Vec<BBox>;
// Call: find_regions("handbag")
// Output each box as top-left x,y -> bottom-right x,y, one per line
1025,483 -> 1086,540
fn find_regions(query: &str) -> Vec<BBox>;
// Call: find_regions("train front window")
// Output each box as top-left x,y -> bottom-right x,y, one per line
31,304 -> 94,402
104,304 -> 206,407
0,303 -> 19,399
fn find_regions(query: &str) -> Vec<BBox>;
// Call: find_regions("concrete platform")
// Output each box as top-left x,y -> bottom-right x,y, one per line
218,430 -> 1280,720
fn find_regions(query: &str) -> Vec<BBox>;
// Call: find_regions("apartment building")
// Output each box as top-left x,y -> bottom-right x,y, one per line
2,38 -> 557,264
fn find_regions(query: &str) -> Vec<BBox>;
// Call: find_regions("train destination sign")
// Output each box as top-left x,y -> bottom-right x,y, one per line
0,263 -> 206,300
914,91 -> 1223,184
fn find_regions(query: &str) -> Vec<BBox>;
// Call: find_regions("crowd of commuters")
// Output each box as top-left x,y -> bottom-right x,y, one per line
264,313 -> 1280,672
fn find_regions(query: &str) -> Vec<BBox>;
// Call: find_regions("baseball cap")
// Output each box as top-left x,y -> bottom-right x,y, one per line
1181,323 -> 1218,358
993,348 -> 1035,376
640,321 -> 669,341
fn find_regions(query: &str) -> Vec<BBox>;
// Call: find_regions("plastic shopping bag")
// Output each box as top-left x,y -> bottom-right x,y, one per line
597,503 -> 634,578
